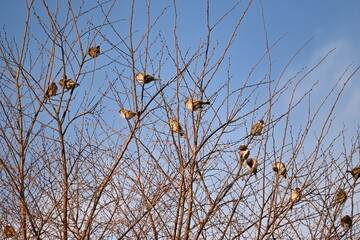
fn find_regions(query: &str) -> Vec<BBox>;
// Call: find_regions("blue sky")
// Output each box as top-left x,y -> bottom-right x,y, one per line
0,0 -> 359,134
0,1 -> 359,237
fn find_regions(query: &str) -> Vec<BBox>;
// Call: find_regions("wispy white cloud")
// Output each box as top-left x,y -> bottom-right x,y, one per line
305,37 -> 360,135
312,38 -> 359,117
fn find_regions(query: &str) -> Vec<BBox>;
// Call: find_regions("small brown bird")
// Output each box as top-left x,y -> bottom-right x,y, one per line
340,215 -> 352,229
185,98 -> 210,112
3,225 -> 16,238
290,188 -> 301,209
168,119 -> 185,136
135,73 -> 160,84
272,162 -> 287,178
239,144 -> 250,167
88,46 -> 100,58
58,76 -> 79,90
334,189 -> 347,205
119,109 -> 139,120
45,82 -> 58,98
245,158 -> 258,180
347,166 -> 360,180
250,119 -> 264,136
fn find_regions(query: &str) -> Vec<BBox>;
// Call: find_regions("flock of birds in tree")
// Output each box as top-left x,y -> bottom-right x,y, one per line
239,119 -> 359,230
4,46 -> 358,238
44,46 -> 100,98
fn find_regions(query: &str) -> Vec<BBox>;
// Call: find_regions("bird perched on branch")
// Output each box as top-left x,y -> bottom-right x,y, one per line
290,188 -> 301,209
250,119 -> 264,136
3,225 -> 16,238
185,98 -> 210,112
239,144 -> 250,167
168,119 -> 185,136
45,82 -> 58,98
119,109 -> 139,120
272,162 -> 287,178
346,166 -> 360,180
58,76 -> 79,90
334,189 -> 347,206
135,73 -> 160,84
245,158 -> 258,180
340,215 -> 352,229
88,46 -> 100,58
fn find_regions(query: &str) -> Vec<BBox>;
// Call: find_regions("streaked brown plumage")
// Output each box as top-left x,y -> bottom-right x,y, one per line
58,76 -> 79,90
291,188 -> 301,203
340,215 -> 352,229
239,144 -> 250,167
88,46 -> 100,58
347,166 -> 360,180
185,98 -> 210,111
45,82 -> 58,98
135,73 -> 160,84
272,162 -> 287,178
334,189 -> 347,205
245,158 -> 258,180
250,119 -> 264,136
3,225 -> 16,238
290,188 -> 301,209
168,119 -> 185,136
119,109 -> 139,120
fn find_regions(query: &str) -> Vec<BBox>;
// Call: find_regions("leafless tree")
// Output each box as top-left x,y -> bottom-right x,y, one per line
0,0 -> 359,239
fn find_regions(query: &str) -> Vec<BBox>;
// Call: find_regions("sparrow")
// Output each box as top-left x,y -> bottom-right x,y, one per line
58,76 -> 79,90
185,98 -> 210,112
45,82 -> 58,98
340,215 -> 352,229
239,144 -> 250,167
88,46 -> 100,58
250,119 -> 264,136
3,225 -> 16,237
168,119 -> 185,136
272,162 -> 287,178
245,158 -> 258,180
346,166 -> 360,180
135,73 -> 160,84
334,189 -> 347,205
290,188 -> 301,209
119,109 -> 139,120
